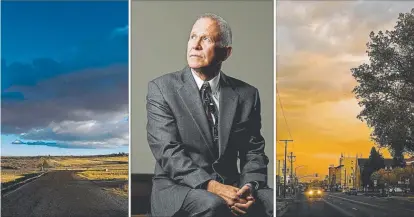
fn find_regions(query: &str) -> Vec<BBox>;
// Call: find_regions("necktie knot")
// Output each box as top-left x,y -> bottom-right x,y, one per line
201,81 -> 211,92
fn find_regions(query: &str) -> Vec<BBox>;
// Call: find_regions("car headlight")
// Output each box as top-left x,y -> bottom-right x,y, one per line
317,190 -> 321,194
309,190 -> 313,195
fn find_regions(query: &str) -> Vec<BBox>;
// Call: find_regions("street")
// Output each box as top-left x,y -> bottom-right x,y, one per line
1,170 -> 128,217
281,192 -> 414,217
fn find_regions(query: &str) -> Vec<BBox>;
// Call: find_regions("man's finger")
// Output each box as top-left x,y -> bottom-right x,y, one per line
236,185 -> 251,197
234,200 -> 255,210
237,198 -> 248,204
246,195 -> 255,201
231,205 -> 247,215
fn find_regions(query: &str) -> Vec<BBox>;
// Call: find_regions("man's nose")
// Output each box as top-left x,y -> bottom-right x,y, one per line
191,38 -> 202,50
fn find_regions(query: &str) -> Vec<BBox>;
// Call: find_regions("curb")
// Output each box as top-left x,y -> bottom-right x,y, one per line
1,172 -> 48,195
276,198 -> 294,217
276,203 -> 289,217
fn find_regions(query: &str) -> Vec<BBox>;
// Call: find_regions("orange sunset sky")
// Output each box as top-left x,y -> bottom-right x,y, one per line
275,1 -> 414,181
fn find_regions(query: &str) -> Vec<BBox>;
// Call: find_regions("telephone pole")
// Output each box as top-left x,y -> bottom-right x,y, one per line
277,160 -> 281,197
280,139 -> 293,198
288,152 -> 296,194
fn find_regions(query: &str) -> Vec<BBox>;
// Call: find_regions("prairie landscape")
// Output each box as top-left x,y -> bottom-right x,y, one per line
1,154 -> 128,196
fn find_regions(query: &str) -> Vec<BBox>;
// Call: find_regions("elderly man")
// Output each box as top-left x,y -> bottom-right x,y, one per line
146,13 -> 273,217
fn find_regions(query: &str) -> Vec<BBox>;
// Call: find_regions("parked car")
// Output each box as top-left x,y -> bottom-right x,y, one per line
346,188 -> 358,195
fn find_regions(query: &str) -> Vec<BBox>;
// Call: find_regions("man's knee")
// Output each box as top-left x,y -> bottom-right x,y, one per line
181,190 -> 231,216
254,188 -> 274,217
203,194 -> 229,214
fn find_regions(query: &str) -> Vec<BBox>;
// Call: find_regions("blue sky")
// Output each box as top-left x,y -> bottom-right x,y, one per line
1,1 -> 129,156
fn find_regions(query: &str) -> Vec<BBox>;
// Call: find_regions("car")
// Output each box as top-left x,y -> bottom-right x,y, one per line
306,188 -> 323,198
346,188 -> 358,195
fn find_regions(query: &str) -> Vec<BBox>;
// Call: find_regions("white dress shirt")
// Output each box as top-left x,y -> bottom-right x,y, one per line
191,69 -> 220,124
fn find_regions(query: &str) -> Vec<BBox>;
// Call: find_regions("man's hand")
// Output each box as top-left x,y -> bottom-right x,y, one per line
206,180 -> 247,206
230,184 -> 255,216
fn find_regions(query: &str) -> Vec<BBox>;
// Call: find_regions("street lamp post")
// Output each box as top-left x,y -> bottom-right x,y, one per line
294,165 -> 306,194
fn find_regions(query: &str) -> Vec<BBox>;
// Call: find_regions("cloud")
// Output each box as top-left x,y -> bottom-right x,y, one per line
2,63 -> 128,149
277,1 -> 414,56
111,25 -> 128,38
2,25 -> 128,149
15,110 -> 129,149
11,139 -> 97,149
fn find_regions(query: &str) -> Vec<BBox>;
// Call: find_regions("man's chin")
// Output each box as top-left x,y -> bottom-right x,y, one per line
188,63 -> 204,69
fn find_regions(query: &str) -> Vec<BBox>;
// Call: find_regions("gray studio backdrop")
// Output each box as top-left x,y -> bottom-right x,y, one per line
131,0 -> 274,185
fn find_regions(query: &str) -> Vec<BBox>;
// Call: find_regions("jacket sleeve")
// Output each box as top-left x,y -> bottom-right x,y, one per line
239,88 -> 269,188
146,81 -> 212,189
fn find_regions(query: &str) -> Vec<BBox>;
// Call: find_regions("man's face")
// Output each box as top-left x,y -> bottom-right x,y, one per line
187,18 -> 223,69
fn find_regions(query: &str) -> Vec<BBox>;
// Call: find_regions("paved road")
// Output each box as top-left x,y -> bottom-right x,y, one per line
282,192 -> 414,217
1,170 -> 128,217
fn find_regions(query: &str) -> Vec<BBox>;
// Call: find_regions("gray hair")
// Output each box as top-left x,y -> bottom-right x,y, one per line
196,13 -> 232,47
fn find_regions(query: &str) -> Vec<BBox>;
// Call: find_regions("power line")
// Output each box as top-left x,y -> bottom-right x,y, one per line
276,87 -> 293,140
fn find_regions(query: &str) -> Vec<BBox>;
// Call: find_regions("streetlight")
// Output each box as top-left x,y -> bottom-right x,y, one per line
294,165 -> 306,194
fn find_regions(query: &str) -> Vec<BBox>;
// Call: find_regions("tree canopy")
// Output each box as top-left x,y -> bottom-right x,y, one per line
351,9 -> 414,155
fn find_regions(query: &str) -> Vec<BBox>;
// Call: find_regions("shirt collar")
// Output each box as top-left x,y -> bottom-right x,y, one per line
191,68 -> 220,94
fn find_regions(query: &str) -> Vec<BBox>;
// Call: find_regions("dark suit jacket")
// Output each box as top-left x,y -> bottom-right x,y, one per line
146,66 -> 269,217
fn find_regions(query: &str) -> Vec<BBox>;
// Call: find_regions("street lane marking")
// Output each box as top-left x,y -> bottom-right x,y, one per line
329,194 -> 414,213
2,172 -> 48,197
352,208 -> 358,210
322,198 -> 356,217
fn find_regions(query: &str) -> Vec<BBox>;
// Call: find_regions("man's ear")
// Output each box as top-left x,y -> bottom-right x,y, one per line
222,46 -> 232,61
215,46 -> 232,63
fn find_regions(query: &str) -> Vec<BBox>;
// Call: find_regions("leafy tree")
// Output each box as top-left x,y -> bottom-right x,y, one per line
392,152 -> 406,168
351,8 -> 414,155
370,171 -> 382,188
362,147 -> 386,188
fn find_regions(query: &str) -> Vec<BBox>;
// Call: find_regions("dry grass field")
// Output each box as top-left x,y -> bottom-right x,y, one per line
1,157 -> 45,184
1,154 -> 128,197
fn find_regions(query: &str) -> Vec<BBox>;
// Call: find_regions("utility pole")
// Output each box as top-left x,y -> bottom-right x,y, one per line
277,160 -> 281,176
288,152 -> 296,194
280,139 -> 293,198
277,160 -> 281,197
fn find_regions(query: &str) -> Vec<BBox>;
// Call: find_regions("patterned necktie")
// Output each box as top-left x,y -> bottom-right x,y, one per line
200,81 -> 219,145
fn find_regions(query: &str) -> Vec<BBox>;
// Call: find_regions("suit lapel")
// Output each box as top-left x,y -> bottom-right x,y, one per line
218,73 -> 239,158
177,67 -> 216,159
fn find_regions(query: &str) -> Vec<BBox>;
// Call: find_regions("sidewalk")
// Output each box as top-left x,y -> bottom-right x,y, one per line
276,195 -> 295,216
276,201 -> 288,215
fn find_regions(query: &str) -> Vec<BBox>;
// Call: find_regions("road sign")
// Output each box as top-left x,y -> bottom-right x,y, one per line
406,179 -> 410,184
